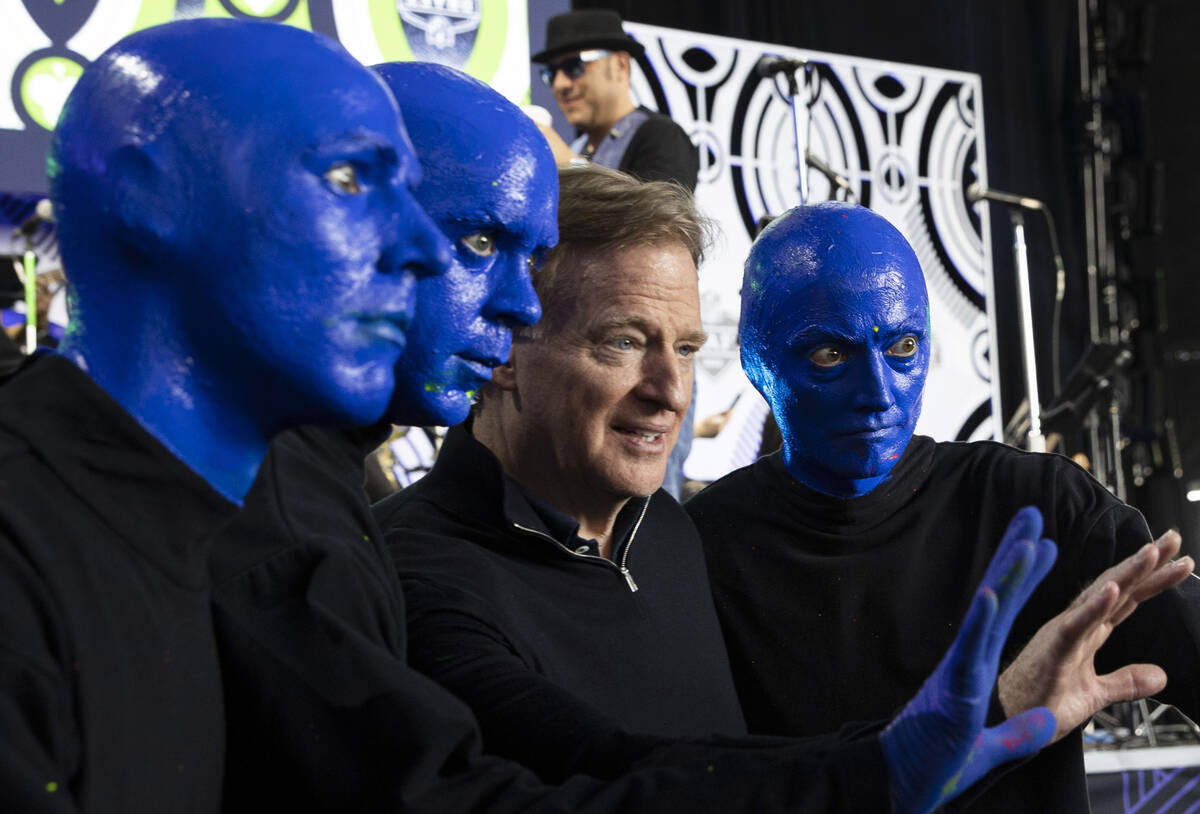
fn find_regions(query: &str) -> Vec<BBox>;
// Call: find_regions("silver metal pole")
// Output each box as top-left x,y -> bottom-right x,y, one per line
1079,0 -> 1102,345
1011,211 -> 1046,452
789,73 -> 810,205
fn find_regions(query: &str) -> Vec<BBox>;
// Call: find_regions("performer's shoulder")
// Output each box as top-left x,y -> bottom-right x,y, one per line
928,436 -> 1096,482
686,454 -> 780,514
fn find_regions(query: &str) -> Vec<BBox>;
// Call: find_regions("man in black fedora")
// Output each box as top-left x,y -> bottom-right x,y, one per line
532,9 -> 698,193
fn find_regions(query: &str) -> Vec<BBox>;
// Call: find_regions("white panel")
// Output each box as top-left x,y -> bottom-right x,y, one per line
68,0 -> 145,60
0,3 -> 52,129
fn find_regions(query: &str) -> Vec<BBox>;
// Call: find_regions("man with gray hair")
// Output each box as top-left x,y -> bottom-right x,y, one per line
378,167 -> 745,777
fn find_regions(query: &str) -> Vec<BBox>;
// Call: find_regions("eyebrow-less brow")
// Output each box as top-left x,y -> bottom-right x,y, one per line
305,134 -> 403,179
313,132 -> 399,160
787,324 -> 856,346
441,209 -> 504,232
787,316 -> 924,347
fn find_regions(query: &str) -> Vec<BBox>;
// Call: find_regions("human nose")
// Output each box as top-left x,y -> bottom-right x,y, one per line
481,253 -> 541,328
851,350 -> 897,412
637,349 -> 691,414
552,68 -> 574,95
388,191 -> 453,280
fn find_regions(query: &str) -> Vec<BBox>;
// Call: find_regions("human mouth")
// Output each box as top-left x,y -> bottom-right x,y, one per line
457,354 -> 501,380
357,313 -> 411,348
613,424 -> 672,447
835,424 -> 899,440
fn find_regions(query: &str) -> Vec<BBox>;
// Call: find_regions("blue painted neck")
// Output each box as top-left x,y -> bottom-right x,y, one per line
59,332 -> 268,504
781,444 -> 891,498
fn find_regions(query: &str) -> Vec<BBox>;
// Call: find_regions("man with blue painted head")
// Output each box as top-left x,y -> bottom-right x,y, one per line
363,61 -> 556,492
210,60 -> 555,807
375,61 -> 551,428
688,201 -> 1200,812
740,202 -> 930,498
0,17 -> 449,812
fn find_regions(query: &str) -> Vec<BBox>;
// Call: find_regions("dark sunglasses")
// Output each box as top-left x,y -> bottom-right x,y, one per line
539,49 -> 612,86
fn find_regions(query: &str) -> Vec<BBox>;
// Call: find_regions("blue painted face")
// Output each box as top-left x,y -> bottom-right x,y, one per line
188,40 -> 452,430
374,62 -> 557,427
49,20 -> 452,500
741,203 -> 930,498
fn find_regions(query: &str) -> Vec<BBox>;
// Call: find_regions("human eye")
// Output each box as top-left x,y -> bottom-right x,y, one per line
528,246 -> 548,275
323,162 -> 362,195
809,346 -> 845,368
461,232 -> 497,258
609,337 -> 635,351
885,335 -> 919,358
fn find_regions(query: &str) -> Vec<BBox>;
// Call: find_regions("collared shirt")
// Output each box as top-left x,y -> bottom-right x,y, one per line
571,107 -> 651,171
506,473 -> 641,559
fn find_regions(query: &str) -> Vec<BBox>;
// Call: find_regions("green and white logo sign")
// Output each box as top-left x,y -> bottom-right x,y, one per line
2,0 -> 531,192
227,0 -> 292,15
336,0 -> 529,105
397,0 -> 482,52
20,56 -> 84,131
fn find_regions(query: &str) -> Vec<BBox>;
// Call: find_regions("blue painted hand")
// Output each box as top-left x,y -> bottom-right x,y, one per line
880,506 -> 1058,813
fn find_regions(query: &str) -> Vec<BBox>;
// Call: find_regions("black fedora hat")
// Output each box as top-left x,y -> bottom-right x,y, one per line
531,10 -> 645,64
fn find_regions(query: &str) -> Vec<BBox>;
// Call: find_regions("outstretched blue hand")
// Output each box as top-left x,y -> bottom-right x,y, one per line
880,506 -> 1059,813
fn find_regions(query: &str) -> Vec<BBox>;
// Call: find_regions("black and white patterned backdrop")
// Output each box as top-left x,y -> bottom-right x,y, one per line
622,22 -> 1001,481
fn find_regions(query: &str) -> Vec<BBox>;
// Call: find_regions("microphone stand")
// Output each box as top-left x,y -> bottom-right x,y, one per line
770,61 -> 817,205
759,58 -> 855,206
971,184 -> 1056,454
1008,210 -> 1046,452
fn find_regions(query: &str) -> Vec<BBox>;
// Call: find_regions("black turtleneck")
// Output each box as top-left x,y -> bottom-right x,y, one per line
687,436 -> 1200,813
0,353 -> 237,813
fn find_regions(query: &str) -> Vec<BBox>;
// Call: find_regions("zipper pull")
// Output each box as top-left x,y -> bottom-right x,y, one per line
621,567 -> 638,593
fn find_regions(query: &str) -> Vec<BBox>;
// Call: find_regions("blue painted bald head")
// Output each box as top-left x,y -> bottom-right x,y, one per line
741,202 -> 930,498
373,62 -> 557,427
48,19 -> 451,501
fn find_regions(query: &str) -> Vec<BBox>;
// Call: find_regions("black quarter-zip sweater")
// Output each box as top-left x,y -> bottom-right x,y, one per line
374,426 -> 751,782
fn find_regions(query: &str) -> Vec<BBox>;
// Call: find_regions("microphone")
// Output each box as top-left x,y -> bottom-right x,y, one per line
805,151 -> 853,195
966,183 -> 1044,211
15,199 -> 54,237
755,55 -> 810,78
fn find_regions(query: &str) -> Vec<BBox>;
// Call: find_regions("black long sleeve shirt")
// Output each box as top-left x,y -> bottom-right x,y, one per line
0,354 -> 235,813
688,437 -> 1200,813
